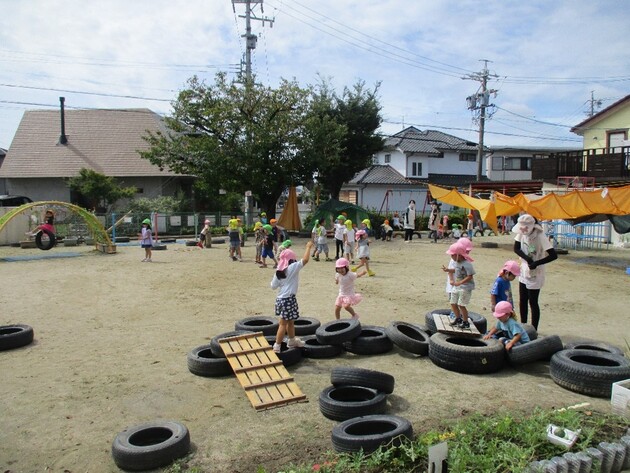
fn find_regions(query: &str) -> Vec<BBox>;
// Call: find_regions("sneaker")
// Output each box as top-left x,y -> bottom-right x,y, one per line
351,313 -> 360,319
368,270 -> 375,277
314,257 -> 320,261
449,317 -> 462,326
232,256 -> 237,261
287,337 -> 305,348
325,258 -> 332,262
146,259 -> 152,262
459,320 -> 470,329
272,343 -> 282,354
449,311 -> 456,320
141,258 -> 147,262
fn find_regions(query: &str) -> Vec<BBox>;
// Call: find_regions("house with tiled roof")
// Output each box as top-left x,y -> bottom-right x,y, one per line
0,108 -> 192,208
340,126 -> 487,214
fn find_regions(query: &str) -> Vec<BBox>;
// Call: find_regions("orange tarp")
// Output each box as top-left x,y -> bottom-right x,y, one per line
277,186 -> 302,231
429,184 -> 630,229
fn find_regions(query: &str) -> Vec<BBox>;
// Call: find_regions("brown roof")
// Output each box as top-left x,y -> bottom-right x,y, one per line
570,94 -> 630,135
0,108 -> 181,178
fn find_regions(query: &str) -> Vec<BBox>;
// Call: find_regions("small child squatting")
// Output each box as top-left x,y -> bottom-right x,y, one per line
483,301 -> 530,351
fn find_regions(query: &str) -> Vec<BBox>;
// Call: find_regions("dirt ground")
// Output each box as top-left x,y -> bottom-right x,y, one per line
1,233 -> 629,472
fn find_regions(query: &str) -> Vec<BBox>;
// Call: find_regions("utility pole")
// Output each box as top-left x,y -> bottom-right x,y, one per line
232,0 -> 274,83
464,60 -> 498,181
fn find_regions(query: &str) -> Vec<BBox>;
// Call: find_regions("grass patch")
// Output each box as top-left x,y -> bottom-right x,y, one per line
269,408 -> 628,473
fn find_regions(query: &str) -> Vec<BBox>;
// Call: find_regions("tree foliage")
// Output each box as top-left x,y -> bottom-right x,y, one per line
66,168 -> 136,210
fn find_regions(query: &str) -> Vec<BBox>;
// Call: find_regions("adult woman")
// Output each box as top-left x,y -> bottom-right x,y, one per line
427,201 -> 440,242
403,200 -> 416,242
512,214 -> 557,330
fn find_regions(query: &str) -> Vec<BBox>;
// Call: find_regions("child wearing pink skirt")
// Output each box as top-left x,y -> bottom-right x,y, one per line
334,257 -> 366,319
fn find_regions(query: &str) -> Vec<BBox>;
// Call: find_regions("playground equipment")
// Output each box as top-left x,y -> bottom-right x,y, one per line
0,201 -> 115,253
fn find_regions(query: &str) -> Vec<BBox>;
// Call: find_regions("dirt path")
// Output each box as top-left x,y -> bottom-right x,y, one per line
0,235 -> 628,472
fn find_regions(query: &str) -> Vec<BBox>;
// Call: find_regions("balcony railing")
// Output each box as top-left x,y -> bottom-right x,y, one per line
532,146 -> 630,180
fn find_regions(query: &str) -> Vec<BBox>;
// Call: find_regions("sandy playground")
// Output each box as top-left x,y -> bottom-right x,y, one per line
0,233 -> 629,472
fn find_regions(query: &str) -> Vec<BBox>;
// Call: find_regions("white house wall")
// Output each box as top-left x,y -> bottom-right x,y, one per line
377,149 -> 484,178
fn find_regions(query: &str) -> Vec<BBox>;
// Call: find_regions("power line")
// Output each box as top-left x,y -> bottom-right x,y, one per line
0,83 -> 172,102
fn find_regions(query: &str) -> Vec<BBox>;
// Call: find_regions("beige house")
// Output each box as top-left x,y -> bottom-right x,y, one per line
571,94 -> 630,150
0,108 -> 191,208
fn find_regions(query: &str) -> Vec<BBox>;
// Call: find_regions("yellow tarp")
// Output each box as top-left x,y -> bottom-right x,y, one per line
429,184 -> 630,230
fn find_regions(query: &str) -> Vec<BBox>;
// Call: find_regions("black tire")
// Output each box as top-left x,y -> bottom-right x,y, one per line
331,414 -> 413,454
319,385 -> 387,421
481,241 -> 498,248
343,325 -> 393,355
0,324 -> 34,351
316,319 -> 362,345
507,335 -> 563,366
564,340 -> 624,356
555,248 -> 569,255
234,316 -> 279,336
264,339 -> 303,367
35,229 -> 56,250
522,323 -> 538,341
152,244 -> 167,251
293,317 -> 321,336
187,344 -> 233,377
185,240 -> 198,246
301,335 -> 343,359
384,321 -> 429,356
550,349 -> 630,398
209,330 -> 253,357
425,310 -> 486,334
331,367 -> 395,394
210,238 -> 226,244
429,332 -> 505,374
114,236 -> 130,243
111,420 -> 191,471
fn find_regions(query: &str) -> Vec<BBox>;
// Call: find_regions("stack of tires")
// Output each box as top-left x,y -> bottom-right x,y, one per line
319,367 -> 413,454
314,319 -> 395,356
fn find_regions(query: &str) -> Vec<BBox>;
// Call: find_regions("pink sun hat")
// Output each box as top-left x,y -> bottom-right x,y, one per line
501,260 -> 521,277
277,249 -> 297,271
456,236 -> 473,253
446,242 -> 474,262
493,301 -> 513,318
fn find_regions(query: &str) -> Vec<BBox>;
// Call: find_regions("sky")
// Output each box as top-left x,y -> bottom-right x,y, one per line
1,0 -> 629,151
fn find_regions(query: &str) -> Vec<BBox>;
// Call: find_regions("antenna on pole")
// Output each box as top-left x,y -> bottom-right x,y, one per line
232,0 -> 274,84
463,59 -> 498,181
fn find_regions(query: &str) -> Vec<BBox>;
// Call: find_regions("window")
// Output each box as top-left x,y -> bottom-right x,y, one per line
459,153 -> 477,162
339,190 -> 357,204
492,156 -> 531,171
411,162 -> 422,177
384,153 -> 391,163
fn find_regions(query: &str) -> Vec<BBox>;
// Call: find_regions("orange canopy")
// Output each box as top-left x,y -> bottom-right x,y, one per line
277,186 -> 302,231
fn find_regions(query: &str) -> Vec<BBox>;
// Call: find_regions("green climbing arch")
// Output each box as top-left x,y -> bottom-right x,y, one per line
0,201 -> 114,246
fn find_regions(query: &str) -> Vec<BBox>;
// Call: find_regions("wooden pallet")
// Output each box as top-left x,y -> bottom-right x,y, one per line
433,313 -> 481,338
218,332 -> 307,411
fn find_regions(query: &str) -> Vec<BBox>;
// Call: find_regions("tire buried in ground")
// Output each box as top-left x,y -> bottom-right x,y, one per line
293,317 -> 321,336
111,420 -> 191,471
424,310 -> 486,334
319,385 -> 387,421
187,344 -> 233,377
564,339 -> 624,356
343,325 -> 393,355
481,241 -> 498,248
550,348 -> 630,398
507,335 -> 563,366
429,332 -> 505,374
35,229 -> 56,250
331,367 -> 395,394
385,321 -> 430,356
209,330 -> 253,357
264,337 -> 303,367
234,316 -> 279,336
315,319 -> 361,345
301,335 -> 343,359
0,324 -> 34,351
331,415 -> 413,454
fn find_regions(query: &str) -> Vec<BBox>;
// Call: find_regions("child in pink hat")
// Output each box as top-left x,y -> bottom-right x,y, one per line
352,229 -> 374,276
489,260 -> 521,311
270,241 -> 314,353
445,242 -> 475,329
441,238 -> 473,318
334,257 -> 366,319
483,301 -> 530,351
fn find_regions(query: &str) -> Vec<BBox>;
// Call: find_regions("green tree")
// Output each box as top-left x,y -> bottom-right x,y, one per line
66,168 -> 136,210
140,73 -> 316,218
311,79 -> 384,199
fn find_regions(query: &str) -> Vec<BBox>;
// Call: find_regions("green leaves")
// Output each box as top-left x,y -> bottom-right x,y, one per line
66,168 -> 136,210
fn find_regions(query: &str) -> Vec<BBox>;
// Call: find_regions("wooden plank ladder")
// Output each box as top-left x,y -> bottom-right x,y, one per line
432,313 -> 481,338
218,332 -> 308,411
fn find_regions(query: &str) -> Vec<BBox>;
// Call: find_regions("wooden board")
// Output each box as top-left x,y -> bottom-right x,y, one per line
218,332 -> 307,411
433,313 -> 481,338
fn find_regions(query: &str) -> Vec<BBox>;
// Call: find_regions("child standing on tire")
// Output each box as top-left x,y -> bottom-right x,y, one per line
334,257 -> 366,319
483,301 -> 530,351
490,260 -> 520,311
271,242 -> 314,353
139,218 -> 153,262
445,242 -> 475,329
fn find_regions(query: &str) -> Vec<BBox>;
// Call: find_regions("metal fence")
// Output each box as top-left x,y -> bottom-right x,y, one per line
544,220 -> 611,251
